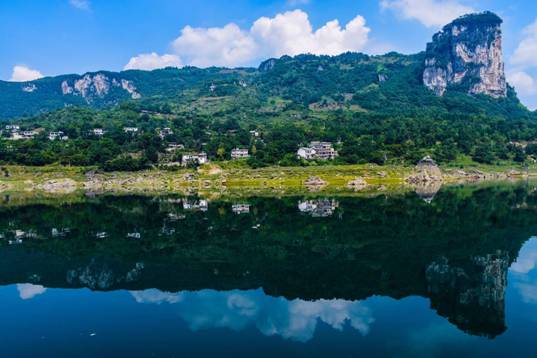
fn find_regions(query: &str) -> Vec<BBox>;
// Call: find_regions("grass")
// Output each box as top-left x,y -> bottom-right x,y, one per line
0,161 -> 533,198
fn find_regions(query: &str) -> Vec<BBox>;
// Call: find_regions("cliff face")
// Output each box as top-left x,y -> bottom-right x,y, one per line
423,12 -> 507,98
61,73 -> 141,102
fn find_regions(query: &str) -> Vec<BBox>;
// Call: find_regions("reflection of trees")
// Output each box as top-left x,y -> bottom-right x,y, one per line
1,185 -> 537,338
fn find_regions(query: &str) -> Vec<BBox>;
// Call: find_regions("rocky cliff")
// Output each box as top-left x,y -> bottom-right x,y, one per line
423,12 -> 507,98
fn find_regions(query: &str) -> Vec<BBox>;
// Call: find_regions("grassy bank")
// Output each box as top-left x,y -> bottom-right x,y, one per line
0,161 -> 533,197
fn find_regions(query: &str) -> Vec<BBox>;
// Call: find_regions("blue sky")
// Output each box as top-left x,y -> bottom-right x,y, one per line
2,0 -> 537,108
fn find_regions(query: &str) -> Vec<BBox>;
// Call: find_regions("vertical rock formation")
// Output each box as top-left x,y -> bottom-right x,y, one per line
423,12 -> 507,98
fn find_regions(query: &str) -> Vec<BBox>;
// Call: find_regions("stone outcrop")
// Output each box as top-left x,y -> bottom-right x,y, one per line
423,12 -> 507,98
61,73 -> 141,102
406,156 -> 443,185
37,179 -> 78,194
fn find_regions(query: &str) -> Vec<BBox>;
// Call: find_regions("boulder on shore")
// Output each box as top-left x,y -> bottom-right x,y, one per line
38,179 -> 78,193
406,156 -> 443,184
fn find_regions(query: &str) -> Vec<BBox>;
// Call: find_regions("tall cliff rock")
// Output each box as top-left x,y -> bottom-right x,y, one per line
423,12 -> 507,98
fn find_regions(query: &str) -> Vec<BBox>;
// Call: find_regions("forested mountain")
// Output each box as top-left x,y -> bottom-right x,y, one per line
1,12 -> 536,170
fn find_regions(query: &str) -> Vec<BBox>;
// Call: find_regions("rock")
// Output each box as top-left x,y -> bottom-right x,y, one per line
347,177 -> 368,191
423,12 -> 506,98
507,169 -> 522,177
61,73 -> 141,102
38,179 -> 78,193
407,156 -> 443,184
377,171 -> 387,178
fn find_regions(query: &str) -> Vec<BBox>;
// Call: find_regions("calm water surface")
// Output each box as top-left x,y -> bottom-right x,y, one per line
2,184 -> 537,357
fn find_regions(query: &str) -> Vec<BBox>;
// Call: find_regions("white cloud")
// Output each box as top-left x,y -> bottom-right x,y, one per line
10,65 -> 44,82
512,19 -> 537,68
69,0 -> 90,11
508,71 -> 537,96
380,0 -> 474,28
251,10 -> 370,58
167,10 -> 370,68
124,52 -> 182,71
16,284 -> 47,300
172,24 -> 257,68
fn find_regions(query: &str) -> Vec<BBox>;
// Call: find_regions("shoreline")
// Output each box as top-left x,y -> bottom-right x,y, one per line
0,163 -> 533,198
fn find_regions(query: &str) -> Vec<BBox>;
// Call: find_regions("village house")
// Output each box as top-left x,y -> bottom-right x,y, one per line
297,141 -> 338,161
231,148 -> 250,159
5,125 -> 20,132
123,127 -> 139,134
10,130 -> 37,140
166,143 -> 185,152
92,128 -> 105,137
249,130 -> 260,138
48,131 -> 68,141
182,152 -> 208,166
159,128 -> 174,139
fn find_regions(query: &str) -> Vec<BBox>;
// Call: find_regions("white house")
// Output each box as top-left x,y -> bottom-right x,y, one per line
231,148 -> 250,159
5,125 -> 20,132
49,131 -> 68,141
166,143 -> 185,152
159,128 -> 174,139
92,128 -> 105,137
10,130 -> 37,140
297,141 -> 337,161
182,152 -> 208,166
123,127 -> 139,134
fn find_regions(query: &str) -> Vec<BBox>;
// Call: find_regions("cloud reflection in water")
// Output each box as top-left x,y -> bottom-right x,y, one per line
130,288 -> 374,342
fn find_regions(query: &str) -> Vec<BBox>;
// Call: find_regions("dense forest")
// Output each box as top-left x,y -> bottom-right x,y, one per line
1,52 -> 536,170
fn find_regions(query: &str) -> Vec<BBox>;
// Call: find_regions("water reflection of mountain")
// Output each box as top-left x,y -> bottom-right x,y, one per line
1,185 -> 537,338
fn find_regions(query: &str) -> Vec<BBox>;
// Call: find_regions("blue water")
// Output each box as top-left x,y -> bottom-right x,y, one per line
1,188 -> 537,356
0,239 -> 536,357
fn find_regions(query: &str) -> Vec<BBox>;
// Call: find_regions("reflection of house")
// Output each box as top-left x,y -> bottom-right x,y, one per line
297,142 -> 337,161
96,232 -> 108,239
231,148 -> 250,159
232,204 -> 250,214
127,232 -> 141,239
183,199 -> 209,212
51,228 -> 71,237
182,153 -> 208,166
298,199 -> 339,217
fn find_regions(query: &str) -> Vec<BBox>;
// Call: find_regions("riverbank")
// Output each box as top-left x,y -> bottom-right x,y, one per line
0,162 -> 533,198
